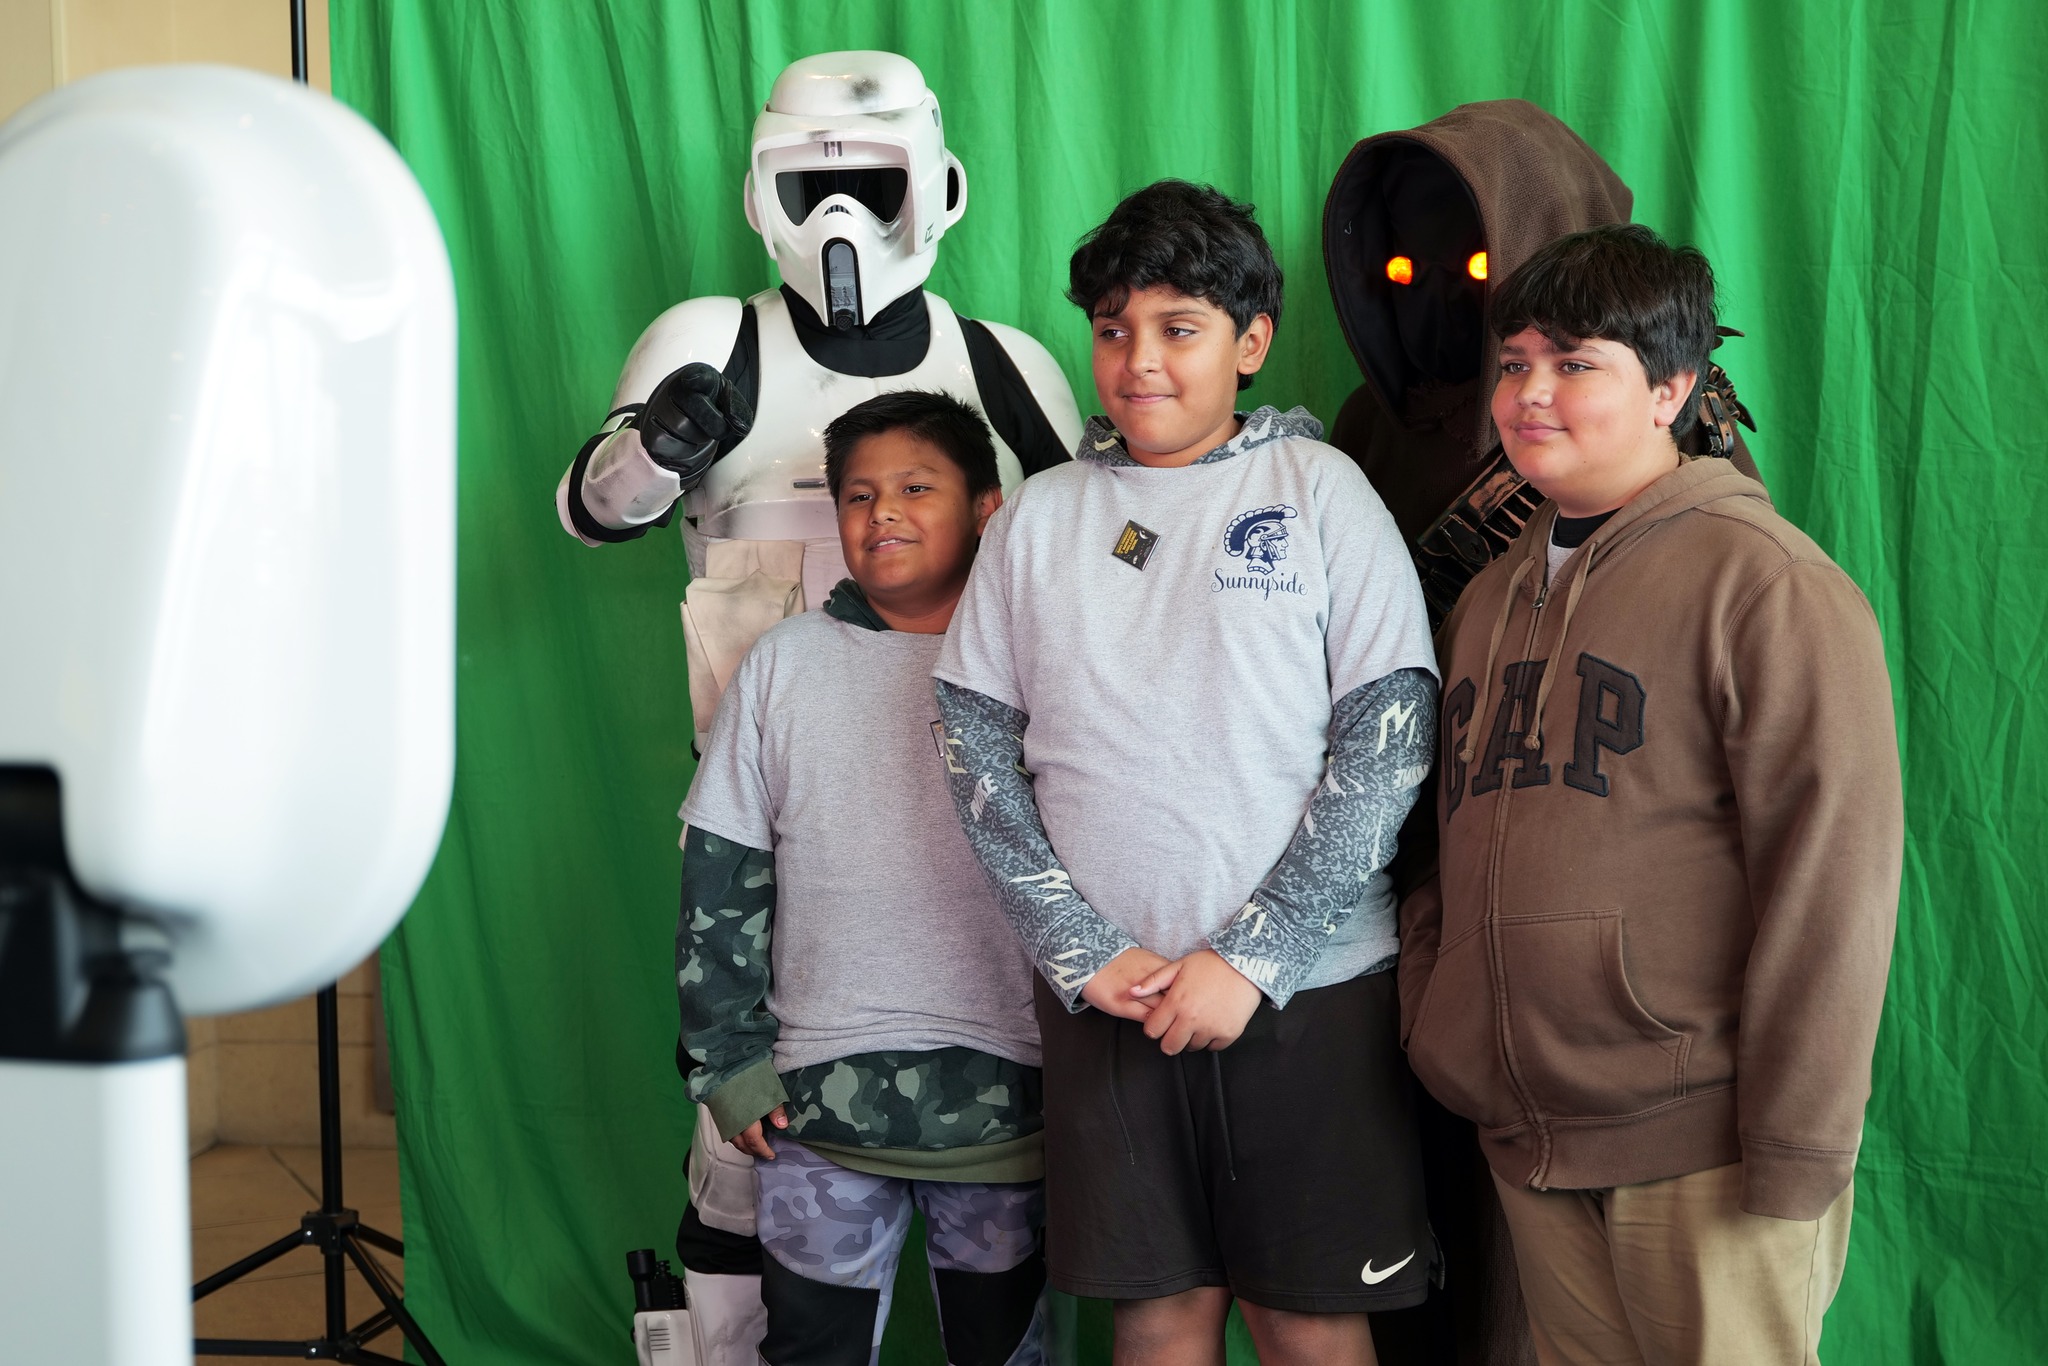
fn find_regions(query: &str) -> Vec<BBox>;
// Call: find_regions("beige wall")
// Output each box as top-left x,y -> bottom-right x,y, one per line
187,1012 -> 219,1154
0,3 -> 57,125
188,957 -> 395,1157
1,0 -> 330,122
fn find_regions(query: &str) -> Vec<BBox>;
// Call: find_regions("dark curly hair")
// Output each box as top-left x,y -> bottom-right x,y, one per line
1490,223 -> 1717,434
822,389 -> 999,501
1068,180 -> 1283,390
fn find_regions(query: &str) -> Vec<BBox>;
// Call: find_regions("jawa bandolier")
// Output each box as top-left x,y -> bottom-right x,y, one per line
1320,100 -> 1757,1366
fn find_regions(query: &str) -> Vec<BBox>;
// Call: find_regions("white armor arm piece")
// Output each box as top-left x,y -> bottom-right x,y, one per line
556,296 -> 744,546
981,319 -> 1085,458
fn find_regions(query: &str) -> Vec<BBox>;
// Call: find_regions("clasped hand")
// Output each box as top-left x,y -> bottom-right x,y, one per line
730,1103 -> 788,1160
1079,946 -> 1263,1056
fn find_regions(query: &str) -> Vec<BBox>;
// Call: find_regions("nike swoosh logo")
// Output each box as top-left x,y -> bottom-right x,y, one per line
1360,1251 -> 1415,1285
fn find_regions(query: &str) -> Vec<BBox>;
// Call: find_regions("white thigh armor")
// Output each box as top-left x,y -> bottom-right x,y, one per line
685,1102 -> 758,1237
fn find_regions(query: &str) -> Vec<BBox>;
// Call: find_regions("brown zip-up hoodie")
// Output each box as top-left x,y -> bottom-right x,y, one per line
1400,457 -> 1902,1221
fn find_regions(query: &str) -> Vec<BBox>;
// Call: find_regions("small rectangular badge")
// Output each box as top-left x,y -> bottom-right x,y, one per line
1111,520 -> 1159,570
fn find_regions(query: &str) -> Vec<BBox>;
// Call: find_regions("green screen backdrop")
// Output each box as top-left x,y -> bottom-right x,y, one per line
330,2 -> 2047,1361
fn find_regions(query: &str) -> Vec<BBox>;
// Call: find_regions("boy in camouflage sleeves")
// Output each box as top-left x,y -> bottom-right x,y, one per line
678,391 -> 1047,1365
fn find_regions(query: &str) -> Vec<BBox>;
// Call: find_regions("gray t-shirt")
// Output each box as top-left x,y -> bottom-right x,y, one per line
935,407 -> 1436,988
682,611 -> 1040,1073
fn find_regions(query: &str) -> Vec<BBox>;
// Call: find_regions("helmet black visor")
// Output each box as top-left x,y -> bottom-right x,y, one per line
776,168 -> 908,224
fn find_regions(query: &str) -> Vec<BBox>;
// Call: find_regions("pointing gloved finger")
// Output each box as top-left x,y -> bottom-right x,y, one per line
644,362 -> 724,438
720,379 -> 755,447
678,388 -> 726,439
672,362 -> 723,397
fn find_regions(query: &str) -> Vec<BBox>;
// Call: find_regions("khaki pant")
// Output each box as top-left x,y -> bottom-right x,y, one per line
1491,1163 -> 1852,1366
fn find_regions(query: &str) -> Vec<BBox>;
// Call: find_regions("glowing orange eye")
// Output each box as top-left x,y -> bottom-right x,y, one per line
1386,255 -> 1414,285
1467,251 -> 1489,280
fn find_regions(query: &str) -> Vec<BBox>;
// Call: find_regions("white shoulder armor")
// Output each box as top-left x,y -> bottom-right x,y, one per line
558,296 -> 746,545
978,319 -> 1085,456
610,295 -> 745,409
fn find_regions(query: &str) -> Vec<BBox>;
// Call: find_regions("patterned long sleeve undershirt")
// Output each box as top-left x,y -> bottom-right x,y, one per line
1206,666 -> 1438,1006
676,826 -> 783,1134
936,667 -> 1437,1011
934,681 -> 1140,1011
676,824 -> 1042,1150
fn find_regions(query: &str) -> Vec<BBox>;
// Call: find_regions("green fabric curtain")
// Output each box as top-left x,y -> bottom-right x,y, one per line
330,2 -> 2047,1361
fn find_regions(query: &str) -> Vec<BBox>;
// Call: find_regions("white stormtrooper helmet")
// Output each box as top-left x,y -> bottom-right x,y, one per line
744,51 -> 967,330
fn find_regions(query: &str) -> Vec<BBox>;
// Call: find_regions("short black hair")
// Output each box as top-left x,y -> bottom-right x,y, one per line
1490,223 -> 1717,434
822,389 -> 1000,501
1067,179 -> 1284,374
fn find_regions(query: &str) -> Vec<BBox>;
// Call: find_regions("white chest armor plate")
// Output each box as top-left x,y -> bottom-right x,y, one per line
681,287 -> 1024,542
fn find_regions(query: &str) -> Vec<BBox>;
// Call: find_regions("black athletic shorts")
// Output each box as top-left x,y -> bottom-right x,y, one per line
1035,966 -> 1436,1312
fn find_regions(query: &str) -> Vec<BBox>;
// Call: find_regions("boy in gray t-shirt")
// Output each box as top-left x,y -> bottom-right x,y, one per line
935,181 -> 1439,1363
679,391 -> 1047,1364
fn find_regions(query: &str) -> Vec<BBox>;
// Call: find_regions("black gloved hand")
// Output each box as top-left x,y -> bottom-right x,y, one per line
635,362 -> 755,485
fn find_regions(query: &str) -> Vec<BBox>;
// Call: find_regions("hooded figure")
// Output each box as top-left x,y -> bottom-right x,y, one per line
1323,99 -> 1756,628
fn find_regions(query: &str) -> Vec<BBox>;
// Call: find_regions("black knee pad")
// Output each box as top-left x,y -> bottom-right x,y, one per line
674,1202 -> 763,1277
758,1252 -> 881,1366
931,1246 -> 1045,1366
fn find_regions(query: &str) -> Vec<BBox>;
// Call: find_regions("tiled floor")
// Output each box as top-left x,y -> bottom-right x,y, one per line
190,1144 -> 409,1357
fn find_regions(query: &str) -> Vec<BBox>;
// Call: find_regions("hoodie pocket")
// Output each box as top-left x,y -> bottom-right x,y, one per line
1497,911 -> 1688,1118
1405,925 -> 1519,1130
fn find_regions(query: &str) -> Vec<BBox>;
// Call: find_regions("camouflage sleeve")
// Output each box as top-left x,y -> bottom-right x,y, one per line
935,680 -> 1140,1012
779,1047 -> 1043,1150
676,824 -> 788,1136
1208,667 -> 1438,1008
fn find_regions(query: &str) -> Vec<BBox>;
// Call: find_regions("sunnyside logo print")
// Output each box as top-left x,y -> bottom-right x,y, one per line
1215,504 -> 1307,599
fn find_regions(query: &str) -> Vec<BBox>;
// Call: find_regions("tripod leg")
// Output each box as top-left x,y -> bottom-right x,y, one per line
341,1231 -> 447,1366
353,1222 -> 405,1258
345,1306 -> 397,1346
193,1225 -> 315,1300
323,1235 -> 350,1346
194,1335 -> 332,1356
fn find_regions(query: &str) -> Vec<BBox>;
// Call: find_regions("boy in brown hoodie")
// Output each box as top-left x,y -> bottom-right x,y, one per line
1402,223 -> 1902,1365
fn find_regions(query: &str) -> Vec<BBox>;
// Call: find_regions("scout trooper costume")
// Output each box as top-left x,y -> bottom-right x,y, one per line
555,51 -> 1080,1366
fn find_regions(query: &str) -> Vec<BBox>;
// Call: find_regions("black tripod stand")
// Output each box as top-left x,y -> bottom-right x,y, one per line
192,986 -> 445,1364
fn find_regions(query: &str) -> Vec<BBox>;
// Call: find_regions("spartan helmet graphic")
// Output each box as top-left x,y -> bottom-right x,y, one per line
1224,504 -> 1298,574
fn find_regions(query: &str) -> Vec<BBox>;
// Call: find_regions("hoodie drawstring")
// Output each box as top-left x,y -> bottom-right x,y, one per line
1460,554 -> 1536,764
1526,544 -> 1596,750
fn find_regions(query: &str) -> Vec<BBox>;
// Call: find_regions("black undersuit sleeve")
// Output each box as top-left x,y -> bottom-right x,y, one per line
721,303 -> 760,417
959,316 -> 1072,475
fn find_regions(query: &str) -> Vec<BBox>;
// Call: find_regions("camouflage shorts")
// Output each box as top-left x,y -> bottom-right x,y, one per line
755,1139 -> 1045,1364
